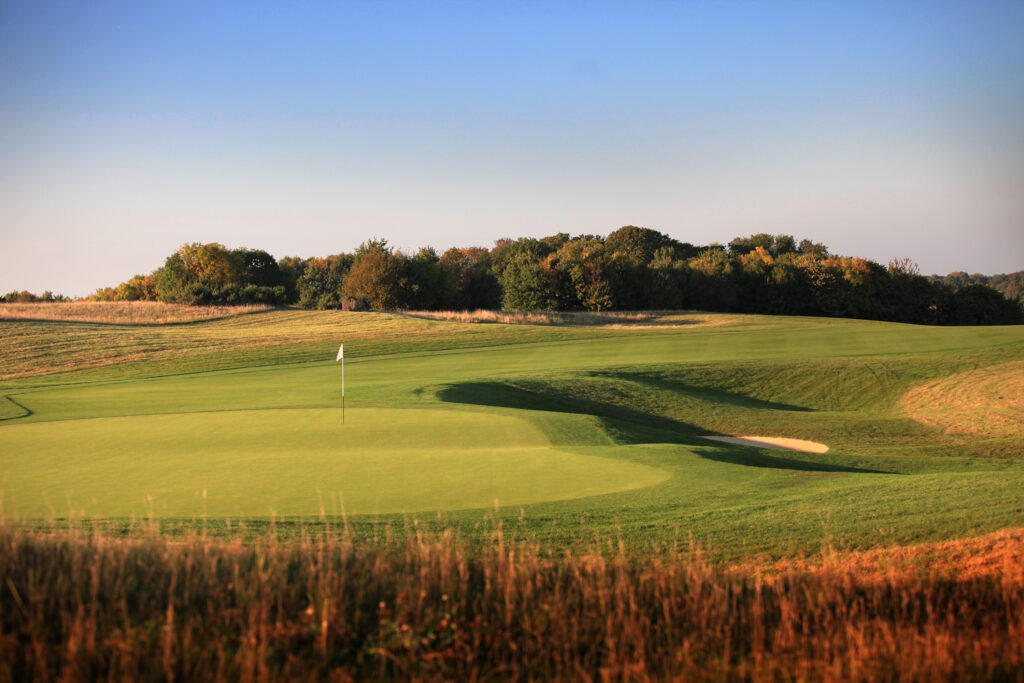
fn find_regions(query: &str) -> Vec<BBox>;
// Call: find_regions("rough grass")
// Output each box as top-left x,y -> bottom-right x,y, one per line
902,360 -> 1024,438
0,301 -> 273,324
400,309 -> 735,328
1,523 -> 1021,681
1,309 -> 731,383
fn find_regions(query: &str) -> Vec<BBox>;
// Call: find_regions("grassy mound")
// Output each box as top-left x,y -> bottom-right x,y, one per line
902,360 -> 1024,438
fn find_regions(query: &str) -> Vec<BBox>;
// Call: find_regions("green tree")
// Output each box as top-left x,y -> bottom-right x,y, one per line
551,237 -> 614,311
230,248 -> 283,288
493,239 -> 558,310
730,234 -> 799,257
114,274 -> 158,301
277,256 -> 307,304
797,239 -> 828,258
343,241 -> 410,310
438,247 -> 500,310
297,255 -> 352,309
605,226 -> 682,265
406,247 -> 444,310
155,243 -> 235,304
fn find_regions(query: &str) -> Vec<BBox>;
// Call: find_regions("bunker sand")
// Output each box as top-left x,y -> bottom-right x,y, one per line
699,435 -> 830,453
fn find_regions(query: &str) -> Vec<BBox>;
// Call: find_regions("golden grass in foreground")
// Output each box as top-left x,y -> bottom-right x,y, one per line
0,301 -> 273,324
1,524 -> 1021,681
902,361 -> 1024,438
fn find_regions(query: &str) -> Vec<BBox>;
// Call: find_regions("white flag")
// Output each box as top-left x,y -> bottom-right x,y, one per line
336,344 -> 344,361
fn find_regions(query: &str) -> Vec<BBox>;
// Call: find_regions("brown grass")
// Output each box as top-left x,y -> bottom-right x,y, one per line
0,301 -> 273,325
0,309 -> 708,384
400,309 -> 734,328
902,361 -> 1024,438
1,523 -> 1021,681
737,527 -> 1024,580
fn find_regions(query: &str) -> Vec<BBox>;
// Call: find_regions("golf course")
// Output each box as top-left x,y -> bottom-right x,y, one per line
2,306 -> 1022,557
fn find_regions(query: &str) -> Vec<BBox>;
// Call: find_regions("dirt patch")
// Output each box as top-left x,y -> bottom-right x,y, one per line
699,435 -> 829,453
902,361 -> 1024,439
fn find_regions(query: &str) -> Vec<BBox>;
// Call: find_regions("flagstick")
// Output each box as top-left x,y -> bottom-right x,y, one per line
336,343 -> 346,424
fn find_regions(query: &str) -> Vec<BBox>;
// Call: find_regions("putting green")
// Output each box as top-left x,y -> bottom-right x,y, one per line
0,407 -> 668,518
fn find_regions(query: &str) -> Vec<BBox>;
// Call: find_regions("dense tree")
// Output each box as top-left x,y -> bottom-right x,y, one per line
277,256 -> 306,303
728,233 -> 773,256
492,239 -> 558,310
730,233 -> 801,258
549,237 -> 615,311
343,240 -> 409,310
2,290 -> 71,303
406,248 -> 444,310
230,248 -> 283,288
647,246 -> 689,310
151,243 -> 286,304
798,239 -> 829,258
114,274 -> 158,301
688,247 -> 738,311
939,284 -> 1023,325
438,247 -> 501,310
297,255 -> 353,309
605,226 -> 682,265
154,243 -> 233,304
54,233 -> 1019,326
928,270 -> 1024,303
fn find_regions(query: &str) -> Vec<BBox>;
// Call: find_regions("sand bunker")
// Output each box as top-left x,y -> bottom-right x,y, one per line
699,435 -> 829,453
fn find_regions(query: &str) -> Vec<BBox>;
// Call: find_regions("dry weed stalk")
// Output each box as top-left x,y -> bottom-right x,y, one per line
1,523 -> 1022,681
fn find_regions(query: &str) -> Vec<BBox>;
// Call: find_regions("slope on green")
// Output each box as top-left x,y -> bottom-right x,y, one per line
0,407 -> 665,518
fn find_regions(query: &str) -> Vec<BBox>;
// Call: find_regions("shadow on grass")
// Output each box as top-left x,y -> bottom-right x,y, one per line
591,370 -> 813,412
0,395 -> 33,422
437,381 -> 892,475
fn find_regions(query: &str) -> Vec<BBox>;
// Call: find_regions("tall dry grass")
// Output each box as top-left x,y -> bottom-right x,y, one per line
400,309 -> 719,328
0,301 -> 273,325
1,523 -> 1021,681
401,309 -> 654,325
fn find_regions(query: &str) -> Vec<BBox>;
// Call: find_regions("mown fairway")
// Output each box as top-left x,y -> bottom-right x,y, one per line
1,308 -> 1022,557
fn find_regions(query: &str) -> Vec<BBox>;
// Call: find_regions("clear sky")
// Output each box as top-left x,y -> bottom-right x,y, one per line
1,1 -> 1022,297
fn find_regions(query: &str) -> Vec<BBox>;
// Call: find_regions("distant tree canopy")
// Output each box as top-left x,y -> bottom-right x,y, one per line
0,290 -> 71,303
926,270 -> 1024,304
152,243 -> 288,305
75,229 -> 1022,326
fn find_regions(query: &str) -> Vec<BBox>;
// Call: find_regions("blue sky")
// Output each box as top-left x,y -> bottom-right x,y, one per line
1,1 -> 1022,296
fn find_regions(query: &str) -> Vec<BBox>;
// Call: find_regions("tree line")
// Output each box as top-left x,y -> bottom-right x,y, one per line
0,290 -> 72,303
4,227 -> 1021,325
926,271 -> 1023,304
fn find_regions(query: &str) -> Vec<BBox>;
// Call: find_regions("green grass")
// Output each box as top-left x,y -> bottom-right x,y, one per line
1,308 -> 1022,559
0,408 -> 665,517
